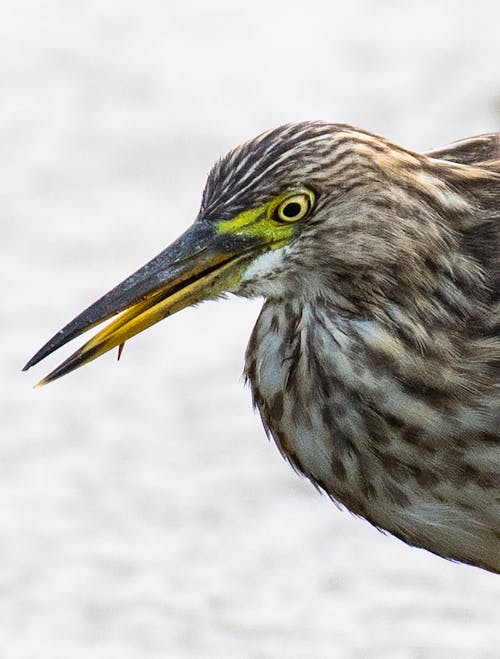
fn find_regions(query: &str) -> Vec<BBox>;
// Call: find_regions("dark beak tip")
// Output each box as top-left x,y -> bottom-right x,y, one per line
22,346 -> 50,372
22,356 -> 37,372
22,352 -> 41,371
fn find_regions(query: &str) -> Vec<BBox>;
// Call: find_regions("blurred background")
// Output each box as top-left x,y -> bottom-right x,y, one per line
2,1 -> 500,657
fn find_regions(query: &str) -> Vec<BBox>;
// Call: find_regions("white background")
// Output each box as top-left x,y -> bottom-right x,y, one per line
2,1 -> 500,657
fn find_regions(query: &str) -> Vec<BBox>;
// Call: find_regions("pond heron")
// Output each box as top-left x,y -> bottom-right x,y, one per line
24,122 -> 500,573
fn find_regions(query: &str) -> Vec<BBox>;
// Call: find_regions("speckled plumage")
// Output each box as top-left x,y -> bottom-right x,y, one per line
26,121 -> 500,574
204,123 -> 500,572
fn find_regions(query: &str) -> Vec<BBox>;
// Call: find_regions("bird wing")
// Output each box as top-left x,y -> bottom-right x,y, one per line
425,133 -> 500,328
426,132 -> 500,170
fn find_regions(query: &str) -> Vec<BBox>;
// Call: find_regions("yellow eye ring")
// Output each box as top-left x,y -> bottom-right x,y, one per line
274,191 -> 314,223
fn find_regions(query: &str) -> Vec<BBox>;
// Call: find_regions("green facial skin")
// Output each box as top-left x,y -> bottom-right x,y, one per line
216,188 -> 314,249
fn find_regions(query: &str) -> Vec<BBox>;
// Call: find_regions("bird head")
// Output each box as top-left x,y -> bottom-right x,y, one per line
24,121 -> 479,384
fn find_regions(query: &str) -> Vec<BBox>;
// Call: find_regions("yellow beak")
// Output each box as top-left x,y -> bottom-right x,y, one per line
23,221 -> 258,385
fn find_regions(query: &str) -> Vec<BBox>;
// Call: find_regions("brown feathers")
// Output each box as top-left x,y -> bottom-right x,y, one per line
235,124 -> 500,573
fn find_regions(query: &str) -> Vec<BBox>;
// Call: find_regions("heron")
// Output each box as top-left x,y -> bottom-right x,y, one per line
24,122 -> 500,573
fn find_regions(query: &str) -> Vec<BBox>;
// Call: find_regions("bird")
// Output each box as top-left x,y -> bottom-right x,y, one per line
24,122 -> 500,574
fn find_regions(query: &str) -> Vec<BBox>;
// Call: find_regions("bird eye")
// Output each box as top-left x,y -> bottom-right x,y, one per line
274,192 -> 313,223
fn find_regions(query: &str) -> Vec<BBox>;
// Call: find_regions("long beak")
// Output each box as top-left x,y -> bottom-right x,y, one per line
23,221 -> 256,385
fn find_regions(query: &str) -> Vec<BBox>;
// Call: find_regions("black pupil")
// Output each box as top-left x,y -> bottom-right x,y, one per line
282,201 -> 302,218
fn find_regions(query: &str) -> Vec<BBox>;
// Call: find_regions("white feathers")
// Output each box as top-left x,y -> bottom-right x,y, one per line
232,247 -> 290,298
